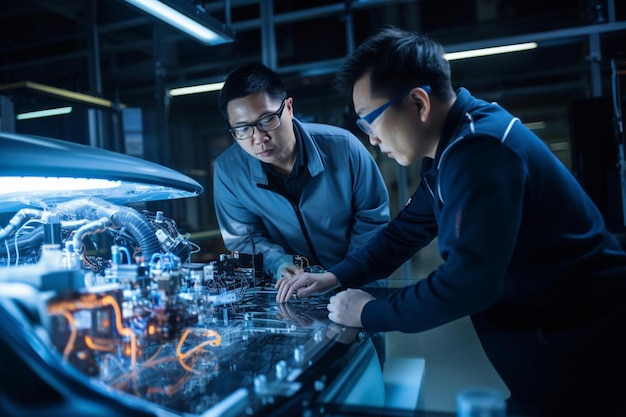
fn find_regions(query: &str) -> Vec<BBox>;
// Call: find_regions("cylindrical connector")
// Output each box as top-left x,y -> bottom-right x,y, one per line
43,214 -> 62,245
111,245 -> 121,266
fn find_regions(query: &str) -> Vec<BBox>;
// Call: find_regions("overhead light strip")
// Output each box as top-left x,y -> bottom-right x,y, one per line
523,121 -> 547,130
16,106 -> 72,120
122,0 -> 233,45
169,82 -> 225,97
444,42 -> 538,61
0,81 -> 124,109
168,42 -> 539,97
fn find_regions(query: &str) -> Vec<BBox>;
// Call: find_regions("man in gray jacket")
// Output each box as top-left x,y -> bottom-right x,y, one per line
214,63 -> 390,281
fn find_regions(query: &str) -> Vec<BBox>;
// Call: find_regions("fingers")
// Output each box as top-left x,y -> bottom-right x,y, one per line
326,293 -> 337,318
328,311 -> 337,323
275,277 -> 288,302
327,295 -> 344,325
278,269 -> 316,301
275,275 -> 301,303
327,299 -> 335,323
325,290 -> 365,328
276,272 -> 339,303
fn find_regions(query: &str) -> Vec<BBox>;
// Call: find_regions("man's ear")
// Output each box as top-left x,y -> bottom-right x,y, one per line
285,96 -> 295,117
409,87 -> 430,121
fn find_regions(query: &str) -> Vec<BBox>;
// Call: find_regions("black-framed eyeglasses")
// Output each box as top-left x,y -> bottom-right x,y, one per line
356,85 -> 430,136
229,98 -> 287,140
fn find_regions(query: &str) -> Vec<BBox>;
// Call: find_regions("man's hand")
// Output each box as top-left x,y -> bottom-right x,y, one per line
275,271 -> 340,303
327,289 -> 375,328
278,262 -> 303,278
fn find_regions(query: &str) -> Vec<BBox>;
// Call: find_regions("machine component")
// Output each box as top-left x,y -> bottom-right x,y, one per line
0,200 -> 374,416
144,210 -> 193,261
218,251 -> 264,280
0,131 -> 379,416
0,198 -> 197,272
293,254 -> 325,273
36,252 -> 365,416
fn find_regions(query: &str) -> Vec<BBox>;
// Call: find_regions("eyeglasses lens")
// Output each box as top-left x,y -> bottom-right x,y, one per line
230,100 -> 285,140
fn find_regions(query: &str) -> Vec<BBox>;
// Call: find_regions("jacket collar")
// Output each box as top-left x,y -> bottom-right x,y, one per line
433,87 -> 474,165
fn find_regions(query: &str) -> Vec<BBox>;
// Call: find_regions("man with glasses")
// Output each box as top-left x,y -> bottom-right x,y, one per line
213,63 -> 390,286
276,27 -> 626,416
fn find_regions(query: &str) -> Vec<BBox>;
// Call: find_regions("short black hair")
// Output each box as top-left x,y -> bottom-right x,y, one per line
334,26 -> 455,102
218,63 -> 288,119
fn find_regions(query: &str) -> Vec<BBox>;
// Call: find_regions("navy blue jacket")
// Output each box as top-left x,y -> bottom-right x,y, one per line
330,88 -> 626,412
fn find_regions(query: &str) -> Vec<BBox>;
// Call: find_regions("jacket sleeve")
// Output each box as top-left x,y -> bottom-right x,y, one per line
329,176 -> 439,287
361,137 -> 526,333
346,135 -> 391,252
213,159 -> 293,277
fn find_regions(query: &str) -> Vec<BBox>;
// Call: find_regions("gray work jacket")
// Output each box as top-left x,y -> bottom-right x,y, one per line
213,118 -> 390,277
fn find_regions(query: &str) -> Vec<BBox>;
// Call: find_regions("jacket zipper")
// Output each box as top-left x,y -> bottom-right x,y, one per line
292,204 -> 322,267
257,183 -> 322,267
422,173 -> 435,200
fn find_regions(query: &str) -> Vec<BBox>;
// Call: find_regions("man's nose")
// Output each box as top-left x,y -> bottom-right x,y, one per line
252,127 -> 269,144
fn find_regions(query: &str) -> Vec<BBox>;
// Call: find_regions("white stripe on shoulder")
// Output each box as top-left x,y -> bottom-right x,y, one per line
502,117 -> 519,143
437,181 -> 444,204
467,113 -> 475,134
437,135 -> 465,170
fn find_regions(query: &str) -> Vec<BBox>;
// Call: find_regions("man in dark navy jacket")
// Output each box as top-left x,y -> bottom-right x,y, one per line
276,27 -> 626,416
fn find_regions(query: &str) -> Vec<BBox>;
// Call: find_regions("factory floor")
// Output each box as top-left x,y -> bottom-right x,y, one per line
385,238 -> 510,413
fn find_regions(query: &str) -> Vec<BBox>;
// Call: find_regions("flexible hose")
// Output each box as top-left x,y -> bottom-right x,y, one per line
0,209 -> 45,240
56,198 -> 161,260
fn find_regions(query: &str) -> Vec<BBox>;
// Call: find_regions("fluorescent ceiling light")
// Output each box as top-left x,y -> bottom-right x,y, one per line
548,141 -> 569,152
169,82 -> 224,96
16,107 -> 72,120
0,81 -> 125,109
523,121 -> 547,130
123,0 -> 234,45
444,42 -> 538,61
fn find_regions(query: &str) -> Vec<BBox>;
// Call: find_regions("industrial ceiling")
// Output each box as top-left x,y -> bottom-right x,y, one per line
1,1 -> 623,98
1,0 -> 625,161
